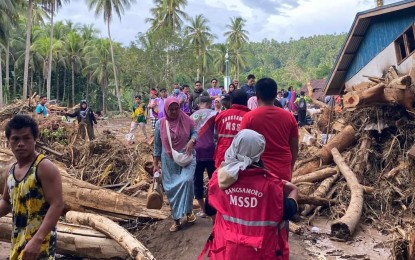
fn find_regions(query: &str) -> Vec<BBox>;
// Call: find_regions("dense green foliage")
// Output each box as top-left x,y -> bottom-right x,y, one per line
0,0 -> 346,112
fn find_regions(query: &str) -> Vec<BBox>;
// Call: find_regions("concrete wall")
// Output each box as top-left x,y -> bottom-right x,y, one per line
346,42 -> 415,88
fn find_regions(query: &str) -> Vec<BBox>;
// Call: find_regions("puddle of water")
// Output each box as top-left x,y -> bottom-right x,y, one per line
290,217 -> 391,260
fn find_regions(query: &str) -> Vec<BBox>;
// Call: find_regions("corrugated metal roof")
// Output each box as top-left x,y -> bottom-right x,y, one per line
324,0 -> 415,95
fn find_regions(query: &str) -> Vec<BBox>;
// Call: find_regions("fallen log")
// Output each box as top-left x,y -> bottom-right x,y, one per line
410,229 -> 415,260
293,125 -> 356,177
292,167 -> 337,184
343,83 -> 387,108
61,174 -> 169,220
330,148 -> 364,240
352,135 -> 372,177
36,141 -> 63,157
66,211 -> 155,260
0,215 -> 128,258
0,161 -> 170,220
289,221 -> 303,235
387,75 -> 411,90
343,68 -> 415,111
297,194 -> 336,206
308,185 -> 338,224
301,173 -> 340,216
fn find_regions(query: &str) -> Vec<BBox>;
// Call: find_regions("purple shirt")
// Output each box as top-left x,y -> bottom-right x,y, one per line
207,88 -> 222,107
171,92 -> 190,114
191,109 -> 217,161
156,97 -> 166,119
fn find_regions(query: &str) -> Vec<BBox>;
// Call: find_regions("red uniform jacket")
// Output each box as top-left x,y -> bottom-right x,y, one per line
200,167 -> 289,260
214,104 -> 250,168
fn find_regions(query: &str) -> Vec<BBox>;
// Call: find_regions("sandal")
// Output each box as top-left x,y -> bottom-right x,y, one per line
169,222 -> 181,232
187,212 -> 197,223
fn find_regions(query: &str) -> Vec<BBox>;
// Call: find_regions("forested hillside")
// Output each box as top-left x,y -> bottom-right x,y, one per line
0,0 -> 346,111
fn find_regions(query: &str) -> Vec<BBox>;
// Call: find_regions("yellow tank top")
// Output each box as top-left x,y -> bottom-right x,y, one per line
7,154 -> 56,260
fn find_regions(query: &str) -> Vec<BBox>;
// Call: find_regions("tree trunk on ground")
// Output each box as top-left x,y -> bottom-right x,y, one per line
301,173 -> 339,216
107,21 -> 122,113
46,5 -> 54,100
60,173 -> 169,220
23,0 -> 34,99
344,72 -> 415,111
331,148 -> 364,240
66,211 -> 155,260
0,215 -> 128,259
293,125 -> 356,177
292,167 -> 337,184
71,62 -> 75,107
409,229 -> 415,259
343,83 -> 387,108
352,135 -> 372,177
297,194 -> 335,206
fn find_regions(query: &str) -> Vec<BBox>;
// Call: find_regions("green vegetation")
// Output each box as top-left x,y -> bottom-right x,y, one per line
0,0 -> 346,112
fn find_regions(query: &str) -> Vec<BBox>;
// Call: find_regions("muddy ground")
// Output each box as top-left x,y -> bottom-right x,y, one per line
133,216 -> 391,260
0,117 -> 393,259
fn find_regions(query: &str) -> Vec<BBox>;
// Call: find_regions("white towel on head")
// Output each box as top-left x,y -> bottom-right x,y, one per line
218,129 -> 266,189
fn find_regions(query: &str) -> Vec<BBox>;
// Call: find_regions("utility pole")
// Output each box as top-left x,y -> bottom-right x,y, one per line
225,49 -> 230,91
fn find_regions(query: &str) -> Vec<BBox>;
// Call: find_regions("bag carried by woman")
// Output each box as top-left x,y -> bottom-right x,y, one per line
165,120 -> 193,167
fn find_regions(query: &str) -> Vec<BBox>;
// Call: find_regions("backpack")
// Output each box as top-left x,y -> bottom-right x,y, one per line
298,97 -> 306,110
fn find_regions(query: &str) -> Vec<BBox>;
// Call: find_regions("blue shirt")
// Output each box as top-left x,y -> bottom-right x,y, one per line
241,84 -> 256,99
35,104 -> 48,117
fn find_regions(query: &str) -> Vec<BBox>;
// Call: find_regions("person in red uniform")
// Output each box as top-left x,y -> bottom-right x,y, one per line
214,89 -> 250,168
240,78 -> 299,182
199,129 -> 298,260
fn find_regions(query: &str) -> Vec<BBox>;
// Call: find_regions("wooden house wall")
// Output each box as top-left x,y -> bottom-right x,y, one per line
345,8 -> 415,82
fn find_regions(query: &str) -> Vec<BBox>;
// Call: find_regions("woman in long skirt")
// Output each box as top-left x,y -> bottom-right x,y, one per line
153,97 -> 198,232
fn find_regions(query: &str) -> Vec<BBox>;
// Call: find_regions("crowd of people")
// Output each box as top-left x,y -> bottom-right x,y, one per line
149,75 -> 300,258
0,75 -> 306,259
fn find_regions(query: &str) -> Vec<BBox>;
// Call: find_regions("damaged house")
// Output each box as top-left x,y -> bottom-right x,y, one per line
324,0 -> 415,112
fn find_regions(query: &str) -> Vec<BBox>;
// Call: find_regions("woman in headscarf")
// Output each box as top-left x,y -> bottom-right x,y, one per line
214,97 -> 222,112
153,97 -> 198,232
199,129 -> 298,260
66,100 -> 97,140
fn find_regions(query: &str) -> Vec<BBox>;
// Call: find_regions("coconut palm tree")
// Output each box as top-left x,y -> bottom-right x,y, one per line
63,31 -> 83,106
224,17 -> 249,79
32,35 -> 63,94
42,0 -> 69,100
185,14 -> 214,80
21,0 -> 50,98
147,0 -> 188,32
83,38 -> 113,113
22,0 -> 35,98
87,0 -> 136,113
0,0 -> 17,105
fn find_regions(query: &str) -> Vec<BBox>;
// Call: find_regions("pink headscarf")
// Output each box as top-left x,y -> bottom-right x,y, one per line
159,97 -> 195,157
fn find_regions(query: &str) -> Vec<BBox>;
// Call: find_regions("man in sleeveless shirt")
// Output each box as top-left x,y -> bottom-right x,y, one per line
0,115 -> 64,260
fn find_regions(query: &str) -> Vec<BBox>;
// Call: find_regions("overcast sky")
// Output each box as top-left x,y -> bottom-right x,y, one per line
55,0 -> 400,46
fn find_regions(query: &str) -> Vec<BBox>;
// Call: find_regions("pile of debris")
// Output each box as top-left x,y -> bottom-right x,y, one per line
295,66 -> 415,259
0,97 -> 160,259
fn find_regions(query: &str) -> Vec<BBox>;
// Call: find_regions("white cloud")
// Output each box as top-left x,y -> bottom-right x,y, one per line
55,0 -> 403,45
